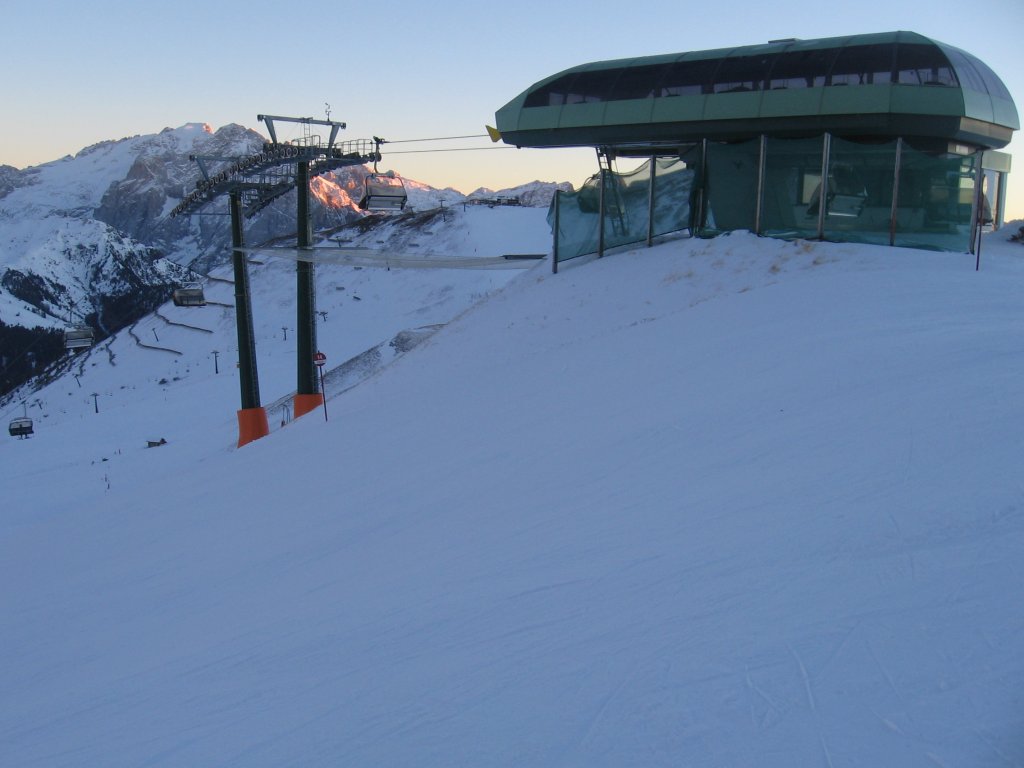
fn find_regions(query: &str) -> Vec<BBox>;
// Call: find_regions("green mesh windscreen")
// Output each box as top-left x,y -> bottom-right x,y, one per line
653,158 -> 695,238
549,158 -> 694,263
548,188 -> 601,262
893,144 -> 977,252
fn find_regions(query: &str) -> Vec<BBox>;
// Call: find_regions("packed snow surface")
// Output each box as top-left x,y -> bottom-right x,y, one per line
2,215 -> 1023,766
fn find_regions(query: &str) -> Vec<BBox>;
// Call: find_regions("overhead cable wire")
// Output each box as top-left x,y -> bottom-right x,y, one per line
386,134 -> 489,144
385,146 -> 515,155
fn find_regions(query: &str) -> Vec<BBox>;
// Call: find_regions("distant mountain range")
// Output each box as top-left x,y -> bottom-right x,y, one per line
0,122 -> 567,396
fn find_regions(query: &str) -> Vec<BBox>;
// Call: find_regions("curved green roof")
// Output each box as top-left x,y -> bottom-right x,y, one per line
495,31 -> 1018,152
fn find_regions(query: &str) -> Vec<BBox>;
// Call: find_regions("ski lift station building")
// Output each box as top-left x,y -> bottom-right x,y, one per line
494,31 -> 1018,264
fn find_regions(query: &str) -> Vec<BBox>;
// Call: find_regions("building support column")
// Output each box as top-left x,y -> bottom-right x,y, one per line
231,191 -> 268,447
889,138 -> 903,247
598,162 -> 607,258
552,190 -> 560,274
647,154 -> 657,247
816,133 -> 832,240
695,139 -> 709,235
754,134 -> 767,235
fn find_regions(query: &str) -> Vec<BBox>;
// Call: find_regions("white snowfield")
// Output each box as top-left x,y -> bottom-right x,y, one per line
2,215 -> 1023,767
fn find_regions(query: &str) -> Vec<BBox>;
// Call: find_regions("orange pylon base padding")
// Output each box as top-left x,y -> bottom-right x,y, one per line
293,393 -> 324,420
237,407 -> 270,448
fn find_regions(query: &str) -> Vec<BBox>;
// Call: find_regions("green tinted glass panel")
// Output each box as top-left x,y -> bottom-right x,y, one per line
822,138 -> 899,246
894,145 -> 976,251
761,136 -> 824,238
705,141 -> 759,232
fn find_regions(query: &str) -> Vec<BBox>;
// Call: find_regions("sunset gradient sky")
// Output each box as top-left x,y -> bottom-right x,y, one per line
3,0 -> 1021,218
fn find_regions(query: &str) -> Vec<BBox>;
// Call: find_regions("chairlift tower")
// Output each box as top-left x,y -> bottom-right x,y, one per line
171,113 -> 379,446
258,114 -> 341,420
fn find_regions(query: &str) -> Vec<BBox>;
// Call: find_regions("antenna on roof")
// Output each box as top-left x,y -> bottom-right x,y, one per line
768,37 -> 799,44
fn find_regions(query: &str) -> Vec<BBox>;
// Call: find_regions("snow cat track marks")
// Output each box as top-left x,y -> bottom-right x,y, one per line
155,309 -> 214,334
744,664 -> 784,731
788,643 -> 837,768
100,337 -> 116,367
127,323 -> 183,356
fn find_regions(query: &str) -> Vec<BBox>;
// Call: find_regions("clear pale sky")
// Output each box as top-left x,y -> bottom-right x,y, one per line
2,0 -> 1021,220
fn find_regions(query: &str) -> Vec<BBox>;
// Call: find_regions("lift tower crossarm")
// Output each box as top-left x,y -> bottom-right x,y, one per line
258,114 -> 347,150
189,154 -> 246,183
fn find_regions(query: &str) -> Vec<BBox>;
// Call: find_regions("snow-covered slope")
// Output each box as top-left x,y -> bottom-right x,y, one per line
2,222 -> 1023,767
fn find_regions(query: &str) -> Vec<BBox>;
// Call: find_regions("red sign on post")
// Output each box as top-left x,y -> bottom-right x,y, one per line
313,351 -> 327,367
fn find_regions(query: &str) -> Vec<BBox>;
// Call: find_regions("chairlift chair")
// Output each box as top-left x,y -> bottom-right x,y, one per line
8,417 -> 33,438
359,140 -> 408,211
64,326 -> 94,351
172,282 -> 206,307
359,170 -> 408,211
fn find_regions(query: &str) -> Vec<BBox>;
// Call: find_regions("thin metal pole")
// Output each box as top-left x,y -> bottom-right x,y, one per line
231,191 -> 261,411
296,161 -> 318,397
975,215 -> 984,271
971,151 -> 984,268
318,366 -> 329,421
698,139 -> 709,234
889,137 -> 903,247
754,134 -> 767,235
816,133 -> 831,240
647,155 -> 656,247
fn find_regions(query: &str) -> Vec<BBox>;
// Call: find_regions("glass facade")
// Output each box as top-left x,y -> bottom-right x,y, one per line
509,34 -> 1013,269
550,135 -> 988,266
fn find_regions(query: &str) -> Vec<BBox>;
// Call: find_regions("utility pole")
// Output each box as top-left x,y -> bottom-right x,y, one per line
294,160 -> 323,420
231,190 -> 269,447
212,350 -> 220,374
